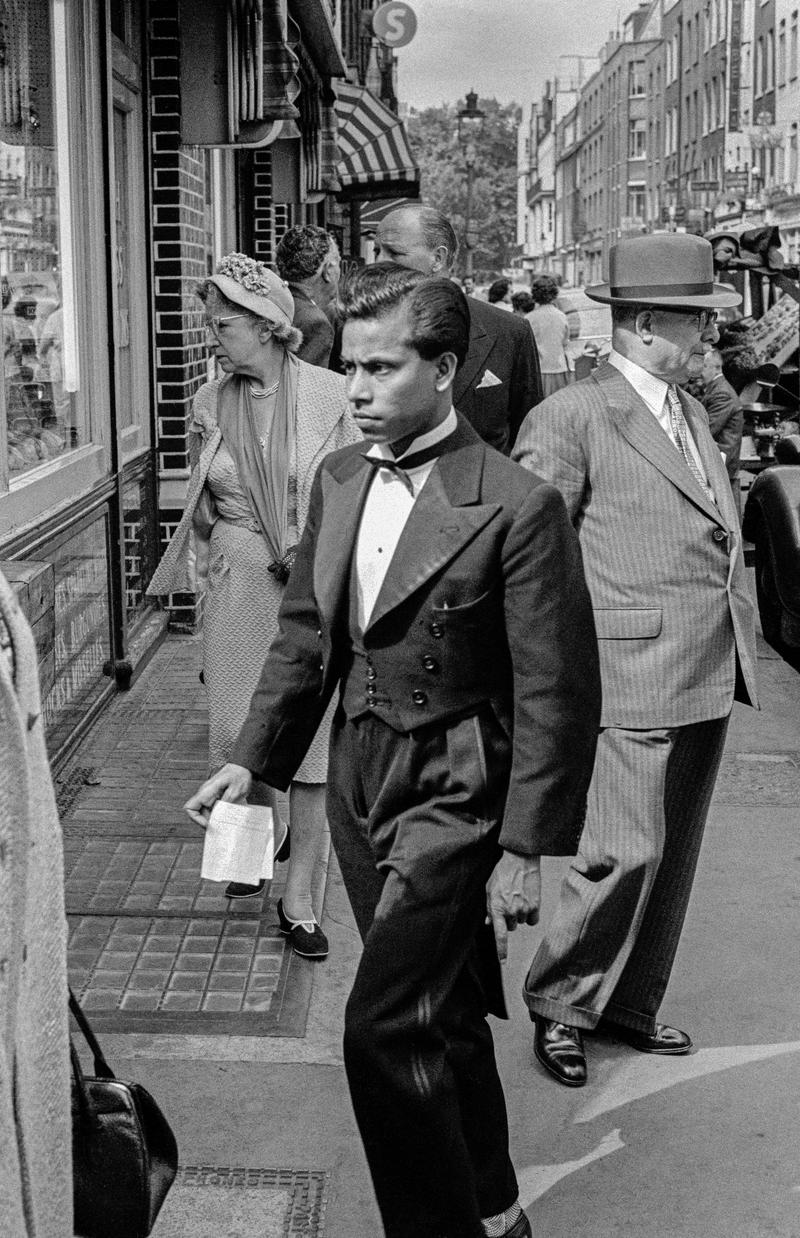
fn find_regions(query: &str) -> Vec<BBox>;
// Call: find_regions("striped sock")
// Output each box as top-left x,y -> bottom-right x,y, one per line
482,1199 -> 523,1236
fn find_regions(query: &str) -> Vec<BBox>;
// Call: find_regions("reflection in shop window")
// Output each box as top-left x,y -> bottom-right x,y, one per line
1,0 -> 85,484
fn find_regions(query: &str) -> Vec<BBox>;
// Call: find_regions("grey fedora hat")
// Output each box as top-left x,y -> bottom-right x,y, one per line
586,234 -> 741,309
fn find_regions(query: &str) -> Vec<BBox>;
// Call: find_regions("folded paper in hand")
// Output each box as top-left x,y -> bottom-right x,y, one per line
200,801 -> 275,884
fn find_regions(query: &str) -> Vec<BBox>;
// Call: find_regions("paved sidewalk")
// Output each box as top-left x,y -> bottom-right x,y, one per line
61,626 -> 800,1237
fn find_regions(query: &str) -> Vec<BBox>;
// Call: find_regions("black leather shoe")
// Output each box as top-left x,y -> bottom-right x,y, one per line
598,1019 -> 692,1055
533,1016 -> 587,1087
224,821 -> 290,900
277,898 -> 329,959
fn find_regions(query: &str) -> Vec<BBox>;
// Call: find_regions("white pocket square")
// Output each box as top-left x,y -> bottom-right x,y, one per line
476,369 -> 502,390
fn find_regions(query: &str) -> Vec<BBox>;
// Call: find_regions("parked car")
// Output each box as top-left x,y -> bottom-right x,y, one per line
742,434 -> 800,672
556,287 -> 613,367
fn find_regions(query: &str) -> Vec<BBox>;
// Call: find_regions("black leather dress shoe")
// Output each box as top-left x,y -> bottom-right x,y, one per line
224,821 -> 290,900
598,1019 -> 692,1054
533,1016 -> 587,1087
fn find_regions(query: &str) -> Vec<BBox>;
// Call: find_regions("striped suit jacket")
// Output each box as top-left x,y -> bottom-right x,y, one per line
513,361 -> 758,728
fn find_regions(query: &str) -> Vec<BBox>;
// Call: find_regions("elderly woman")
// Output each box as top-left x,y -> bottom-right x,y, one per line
526,275 -> 571,397
148,253 -> 360,957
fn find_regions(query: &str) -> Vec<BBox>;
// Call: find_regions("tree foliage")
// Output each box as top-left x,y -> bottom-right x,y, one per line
406,97 -> 521,281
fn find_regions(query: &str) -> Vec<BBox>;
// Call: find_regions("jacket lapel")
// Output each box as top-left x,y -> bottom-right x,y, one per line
313,453 -> 372,629
452,315 -> 494,406
595,364 -> 722,524
366,433 -> 500,631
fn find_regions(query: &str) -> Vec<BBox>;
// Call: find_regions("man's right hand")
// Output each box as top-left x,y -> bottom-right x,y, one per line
184,763 -> 253,828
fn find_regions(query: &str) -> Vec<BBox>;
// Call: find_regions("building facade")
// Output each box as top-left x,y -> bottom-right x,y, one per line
517,0 -> 800,281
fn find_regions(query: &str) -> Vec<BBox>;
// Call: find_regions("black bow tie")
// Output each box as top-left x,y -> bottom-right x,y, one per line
362,432 -> 457,494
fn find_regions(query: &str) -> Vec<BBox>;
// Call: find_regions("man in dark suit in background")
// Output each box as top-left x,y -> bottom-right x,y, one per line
275,224 -> 340,368
700,347 -> 744,486
374,204 -> 542,452
185,265 -> 600,1238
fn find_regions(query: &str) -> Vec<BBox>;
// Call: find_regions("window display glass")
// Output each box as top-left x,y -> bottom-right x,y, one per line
1,1 -> 86,483
42,516 -> 111,756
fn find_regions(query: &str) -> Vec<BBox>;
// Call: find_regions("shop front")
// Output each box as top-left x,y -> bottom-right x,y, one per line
1,0 -> 160,766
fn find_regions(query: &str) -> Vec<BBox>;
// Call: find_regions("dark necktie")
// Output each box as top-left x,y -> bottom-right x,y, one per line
361,432 -> 458,495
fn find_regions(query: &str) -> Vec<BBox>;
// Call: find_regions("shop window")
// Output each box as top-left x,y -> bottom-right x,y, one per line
42,514 -> 112,757
1,0 -> 87,487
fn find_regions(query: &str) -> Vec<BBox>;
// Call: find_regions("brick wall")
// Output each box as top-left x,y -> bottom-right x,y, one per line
148,2 -> 215,630
249,149 -> 293,266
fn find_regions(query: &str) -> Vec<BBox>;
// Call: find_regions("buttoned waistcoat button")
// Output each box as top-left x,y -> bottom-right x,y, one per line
366,668 -> 377,682
422,655 -> 439,672
712,528 -> 727,543
429,622 -> 444,638
412,689 -> 428,706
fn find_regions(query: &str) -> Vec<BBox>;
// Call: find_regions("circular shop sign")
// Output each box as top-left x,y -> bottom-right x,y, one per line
373,2 -> 417,48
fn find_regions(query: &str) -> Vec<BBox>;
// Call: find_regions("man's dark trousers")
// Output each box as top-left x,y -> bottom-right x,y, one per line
327,705 -> 519,1238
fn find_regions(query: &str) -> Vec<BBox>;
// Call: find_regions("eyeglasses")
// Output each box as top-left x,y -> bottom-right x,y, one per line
656,307 -> 719,332
204,314 -> 248,338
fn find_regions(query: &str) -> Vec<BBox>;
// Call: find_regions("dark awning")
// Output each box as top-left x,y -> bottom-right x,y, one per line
359,196 -> 417,233
334,82 -> 420,198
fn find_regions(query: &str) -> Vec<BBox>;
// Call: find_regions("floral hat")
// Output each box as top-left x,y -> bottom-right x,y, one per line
205,252 -> 294,329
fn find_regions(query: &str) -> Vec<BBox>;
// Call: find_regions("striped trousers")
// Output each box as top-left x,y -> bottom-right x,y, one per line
523,716 -> 730,1033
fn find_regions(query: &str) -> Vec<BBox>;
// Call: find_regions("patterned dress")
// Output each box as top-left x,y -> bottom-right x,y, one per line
202,435 -> 333,778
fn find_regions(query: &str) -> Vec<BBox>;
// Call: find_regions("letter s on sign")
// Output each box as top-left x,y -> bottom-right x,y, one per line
385,7 -> 407,41
372,1 -> 417,48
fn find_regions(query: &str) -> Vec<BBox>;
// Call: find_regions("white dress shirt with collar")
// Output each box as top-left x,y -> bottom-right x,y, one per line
608,348 -> 711,489
356,407 -> 457,631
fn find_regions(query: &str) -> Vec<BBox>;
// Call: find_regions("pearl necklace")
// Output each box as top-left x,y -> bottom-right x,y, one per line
249,377 -> 280,398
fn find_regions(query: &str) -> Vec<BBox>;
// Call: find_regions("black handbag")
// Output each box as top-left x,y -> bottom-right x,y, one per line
69,989 -> 179,1238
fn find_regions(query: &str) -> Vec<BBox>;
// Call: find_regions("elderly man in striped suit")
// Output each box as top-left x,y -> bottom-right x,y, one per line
513,234 -> 759,1087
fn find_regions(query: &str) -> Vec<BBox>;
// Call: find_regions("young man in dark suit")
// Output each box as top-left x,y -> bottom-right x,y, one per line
374,204 -> 542,453
185,265 -> 600,1238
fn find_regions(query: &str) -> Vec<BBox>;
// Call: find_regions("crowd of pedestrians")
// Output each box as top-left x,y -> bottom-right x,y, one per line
1,207 -> 758,1238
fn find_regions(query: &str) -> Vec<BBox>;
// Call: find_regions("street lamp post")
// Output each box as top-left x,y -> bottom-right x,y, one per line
457,90 -> 485,282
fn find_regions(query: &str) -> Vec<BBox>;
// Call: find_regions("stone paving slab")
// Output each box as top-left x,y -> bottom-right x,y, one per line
152,1167 -> 329,1238
59,635 -> 323,1037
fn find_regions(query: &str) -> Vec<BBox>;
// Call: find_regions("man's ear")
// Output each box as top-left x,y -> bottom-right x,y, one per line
636,308 -> 654,344
434,350 -> 458,391
430,245 -> 449,275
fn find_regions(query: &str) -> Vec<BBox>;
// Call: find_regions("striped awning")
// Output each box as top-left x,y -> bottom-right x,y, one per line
334,81 -> 420,196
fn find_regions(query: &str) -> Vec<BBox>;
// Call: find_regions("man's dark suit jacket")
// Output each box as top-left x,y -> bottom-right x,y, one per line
453,297 -> 542,455
701,373 -> 743,480
289,284 -> 334,368
230,415 -> 600,857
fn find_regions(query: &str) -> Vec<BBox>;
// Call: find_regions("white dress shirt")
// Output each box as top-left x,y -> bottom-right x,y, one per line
608,349 -> 711,490
355,408 -> 457,631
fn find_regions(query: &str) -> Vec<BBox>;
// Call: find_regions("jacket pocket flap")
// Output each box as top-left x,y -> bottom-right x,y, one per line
593,607 -> 662,639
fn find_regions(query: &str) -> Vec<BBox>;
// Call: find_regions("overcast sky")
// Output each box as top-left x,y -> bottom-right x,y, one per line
396,0 -> 630,110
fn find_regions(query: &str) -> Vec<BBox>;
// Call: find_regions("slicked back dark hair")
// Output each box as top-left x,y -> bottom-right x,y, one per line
337,263 -> 470,369
275,225 -> 335,282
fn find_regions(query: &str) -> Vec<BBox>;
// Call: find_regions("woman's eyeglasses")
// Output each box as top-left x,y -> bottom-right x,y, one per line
204,314 -> 248,338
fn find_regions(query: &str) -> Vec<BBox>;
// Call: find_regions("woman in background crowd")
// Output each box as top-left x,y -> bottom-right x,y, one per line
526,275 -> 571,396
148,254 -> 360,958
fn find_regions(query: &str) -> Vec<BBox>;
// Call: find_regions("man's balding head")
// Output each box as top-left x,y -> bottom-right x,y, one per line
374,205 -> 458,275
